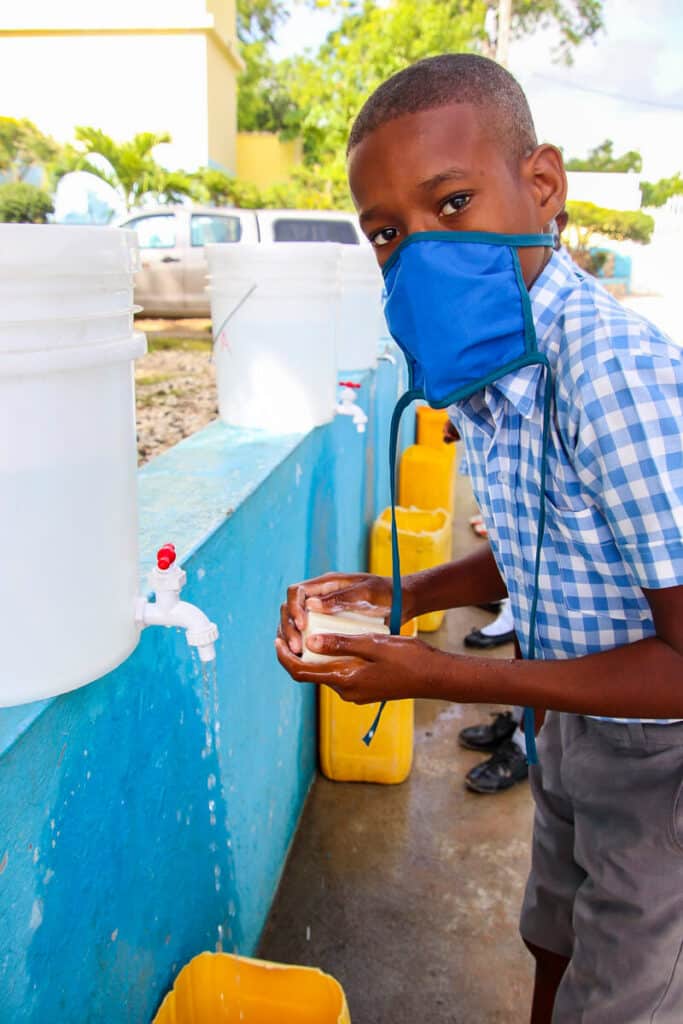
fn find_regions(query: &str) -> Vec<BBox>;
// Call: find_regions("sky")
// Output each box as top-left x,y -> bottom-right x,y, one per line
273,0 -> 683,181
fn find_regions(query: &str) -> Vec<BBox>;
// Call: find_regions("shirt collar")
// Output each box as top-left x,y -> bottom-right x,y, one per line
458,249 -> 583,424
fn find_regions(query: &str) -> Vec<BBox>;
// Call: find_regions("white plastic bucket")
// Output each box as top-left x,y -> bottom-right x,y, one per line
0,309 -> 139,353
0,276 -> 137,320
336,246 -> 384,371
0,225 -> 145,707
0,333 -> 146,706
0,224 -> 139,276
207,242 -> 339,433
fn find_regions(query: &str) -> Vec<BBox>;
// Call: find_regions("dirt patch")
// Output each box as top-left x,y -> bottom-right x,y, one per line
135,335 -> 218,466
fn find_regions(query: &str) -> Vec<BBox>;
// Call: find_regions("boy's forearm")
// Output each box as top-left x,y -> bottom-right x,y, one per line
403,544 -> 508,619
431,637 -> 683,720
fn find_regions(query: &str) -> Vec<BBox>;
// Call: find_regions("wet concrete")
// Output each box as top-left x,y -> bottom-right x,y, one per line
259,454 -> 535,1022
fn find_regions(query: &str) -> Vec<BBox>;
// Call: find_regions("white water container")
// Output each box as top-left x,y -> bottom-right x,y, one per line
0,309 -> 138,353
207,242 -> 339,433
0,225 -> 145,707
0,225 -> 138,319
336,245 -> 384,372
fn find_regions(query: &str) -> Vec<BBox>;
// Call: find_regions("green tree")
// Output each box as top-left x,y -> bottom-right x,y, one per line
563,199 -> 653,274
640,173 -> 683,208
0,117 -> 61,182
565,138 -> 642,173
289,0 -> 605,167
0,181 -> 54,222
53,127 -> 195,211
192,167 -> 266,208
237,0 -> 305,134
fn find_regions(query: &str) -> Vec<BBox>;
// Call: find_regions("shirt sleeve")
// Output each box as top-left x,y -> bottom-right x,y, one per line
572,345 -> 683,589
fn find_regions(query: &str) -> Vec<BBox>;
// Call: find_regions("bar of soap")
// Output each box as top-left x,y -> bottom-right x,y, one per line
301,610 -> 389,663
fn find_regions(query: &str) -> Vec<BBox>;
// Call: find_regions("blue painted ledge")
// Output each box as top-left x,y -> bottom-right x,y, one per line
0,353 -> 413,1023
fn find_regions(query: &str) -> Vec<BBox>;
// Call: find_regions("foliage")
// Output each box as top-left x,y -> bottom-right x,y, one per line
236,0 -> 306,134
52,127 -> 195,211
0,117 -> 61,182
640,173 -> 683,208
236,0 -> 604,166
192,167 -> 266,208
0,181 -> 54,222
191,161 -> 352,210
288,1 -> 488,166
565,138 -> 642,173
237,43 -> 304,135
564,200 -> 654,268
237,0 -> 289,44
511,0 -> 603,63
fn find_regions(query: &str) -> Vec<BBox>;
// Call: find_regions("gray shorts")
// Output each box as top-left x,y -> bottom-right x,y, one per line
520,711 -> 683,1023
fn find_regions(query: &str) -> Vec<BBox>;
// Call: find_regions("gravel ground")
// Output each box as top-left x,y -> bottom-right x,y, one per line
135,326 -> 218,466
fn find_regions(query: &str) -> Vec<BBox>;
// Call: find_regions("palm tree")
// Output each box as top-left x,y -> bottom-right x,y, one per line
52,127 -> 195,211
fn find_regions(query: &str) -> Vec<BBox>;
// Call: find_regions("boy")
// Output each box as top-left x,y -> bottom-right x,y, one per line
276,54 -> 683,1022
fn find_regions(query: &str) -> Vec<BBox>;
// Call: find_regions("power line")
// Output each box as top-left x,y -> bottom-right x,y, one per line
530,73 -> 683,111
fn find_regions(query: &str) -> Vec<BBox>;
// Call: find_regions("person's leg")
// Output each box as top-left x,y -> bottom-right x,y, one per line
524,940 -> 570,1024
550,719 -> 683,1023
519,712 -> 585,1022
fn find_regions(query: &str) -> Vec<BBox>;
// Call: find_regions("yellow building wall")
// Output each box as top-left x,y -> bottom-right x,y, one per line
206,32 -> 238,173
236,133 -> 304,188
0,0 -> 241,173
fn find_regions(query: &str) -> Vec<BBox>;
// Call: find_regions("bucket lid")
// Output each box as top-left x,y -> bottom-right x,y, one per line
206,241 -> 341,281
0,225 -> 139,276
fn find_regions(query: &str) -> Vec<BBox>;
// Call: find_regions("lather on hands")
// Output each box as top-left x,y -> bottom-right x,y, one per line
275,571 -> 449,705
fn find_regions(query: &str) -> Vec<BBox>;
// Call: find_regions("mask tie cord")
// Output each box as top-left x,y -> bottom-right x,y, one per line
362,390 -> 417,746
522,363 -> 553,765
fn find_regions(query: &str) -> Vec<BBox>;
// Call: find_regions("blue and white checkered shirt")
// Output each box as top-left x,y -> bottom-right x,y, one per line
449,249 -> 683,724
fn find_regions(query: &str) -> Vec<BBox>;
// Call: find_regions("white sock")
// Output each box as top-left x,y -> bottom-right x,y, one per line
480,598 -> 514,637
513,725 -> 527,756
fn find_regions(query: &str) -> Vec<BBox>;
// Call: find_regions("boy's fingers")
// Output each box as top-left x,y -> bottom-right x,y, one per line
278,604 -> 302,654
306,633 -> 380,660
306,590 -> 386,618
275,636 -> 356,684
286,574 -> 359,630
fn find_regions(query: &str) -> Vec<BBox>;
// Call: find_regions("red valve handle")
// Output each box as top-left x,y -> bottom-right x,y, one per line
339,381 -> 361,389
157,543 -> 176,570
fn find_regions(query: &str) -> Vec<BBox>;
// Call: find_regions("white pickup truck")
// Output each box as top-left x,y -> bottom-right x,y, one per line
119,205 -> 364,318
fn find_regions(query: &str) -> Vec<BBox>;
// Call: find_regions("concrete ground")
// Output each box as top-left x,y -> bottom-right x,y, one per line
259,458 -> 535,1023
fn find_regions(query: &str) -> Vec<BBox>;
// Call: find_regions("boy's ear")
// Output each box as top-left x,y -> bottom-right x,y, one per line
524,145 -> 567,227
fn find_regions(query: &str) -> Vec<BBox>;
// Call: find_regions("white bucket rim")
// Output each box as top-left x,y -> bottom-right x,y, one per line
0,331 -> 147,376
0,225 -> 139,275
0,306 -> 142,327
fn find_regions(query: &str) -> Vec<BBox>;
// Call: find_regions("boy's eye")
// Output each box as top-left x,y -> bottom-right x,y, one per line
440,193 -> 472,217
370,226 -> 399,247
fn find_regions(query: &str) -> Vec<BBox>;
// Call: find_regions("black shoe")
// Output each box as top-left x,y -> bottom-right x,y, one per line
465,741 -> 529,794
458,711 -> 517,752
464,627 -> 515,649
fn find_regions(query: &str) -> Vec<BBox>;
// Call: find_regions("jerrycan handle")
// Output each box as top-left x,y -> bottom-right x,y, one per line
210,283 -> 258,361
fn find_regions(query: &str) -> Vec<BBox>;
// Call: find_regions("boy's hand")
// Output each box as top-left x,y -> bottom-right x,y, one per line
275,630 -> 450,704
279,572 -> 395,655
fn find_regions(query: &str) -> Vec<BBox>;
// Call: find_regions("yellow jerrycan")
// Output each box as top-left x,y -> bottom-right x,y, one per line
153,951 -> 350,1024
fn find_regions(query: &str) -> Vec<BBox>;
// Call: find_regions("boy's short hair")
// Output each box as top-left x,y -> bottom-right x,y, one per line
347,53 -> 537,166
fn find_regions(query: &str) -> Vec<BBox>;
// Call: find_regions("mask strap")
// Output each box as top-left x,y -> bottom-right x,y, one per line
522,362 -> 553,765
362,389 -> 419,747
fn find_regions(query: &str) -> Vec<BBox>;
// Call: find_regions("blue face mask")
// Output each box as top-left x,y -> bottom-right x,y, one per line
362,231 -> 554,760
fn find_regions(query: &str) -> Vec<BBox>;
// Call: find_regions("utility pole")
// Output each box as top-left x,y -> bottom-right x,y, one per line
496,0 -> 512,67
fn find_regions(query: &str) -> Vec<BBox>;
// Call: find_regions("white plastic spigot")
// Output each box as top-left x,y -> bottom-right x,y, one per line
135,543 -> 219,662
335,381 -> 368,433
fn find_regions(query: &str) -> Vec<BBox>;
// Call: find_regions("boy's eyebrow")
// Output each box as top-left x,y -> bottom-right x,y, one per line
359,204 -> 389,226
417,167 -> 468,191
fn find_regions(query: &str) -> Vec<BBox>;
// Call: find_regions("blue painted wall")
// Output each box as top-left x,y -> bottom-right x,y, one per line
0,359 -> 412,1023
